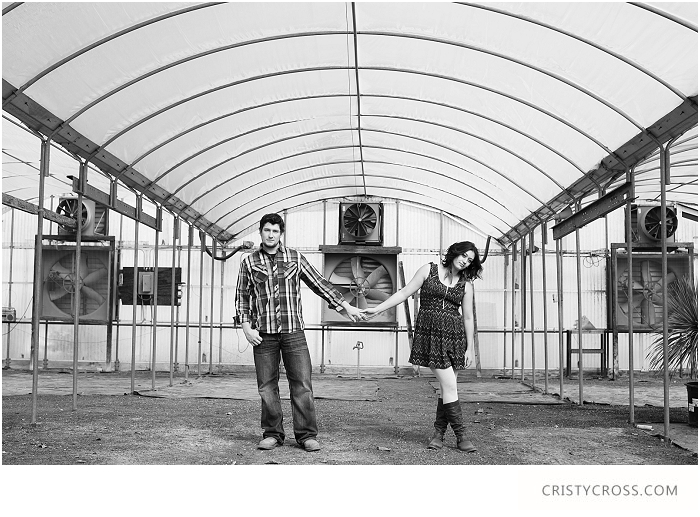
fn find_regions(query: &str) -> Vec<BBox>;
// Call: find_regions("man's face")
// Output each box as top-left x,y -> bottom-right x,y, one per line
260,222 -> 282,251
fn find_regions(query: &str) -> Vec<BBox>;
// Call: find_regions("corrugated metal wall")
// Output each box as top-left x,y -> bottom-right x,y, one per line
3,193 -> 697,373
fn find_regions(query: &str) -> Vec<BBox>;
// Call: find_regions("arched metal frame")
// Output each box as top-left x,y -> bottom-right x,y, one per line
4,2 -> 695,247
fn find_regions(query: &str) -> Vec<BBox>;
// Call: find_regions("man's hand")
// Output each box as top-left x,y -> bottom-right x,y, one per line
341,302 -> 365,322
242,323 -> 262,346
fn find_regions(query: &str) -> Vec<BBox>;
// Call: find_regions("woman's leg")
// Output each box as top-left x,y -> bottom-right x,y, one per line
431,367 -> 458,403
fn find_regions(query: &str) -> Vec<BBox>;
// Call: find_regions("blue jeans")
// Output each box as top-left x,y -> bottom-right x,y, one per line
252,330 -> 318,445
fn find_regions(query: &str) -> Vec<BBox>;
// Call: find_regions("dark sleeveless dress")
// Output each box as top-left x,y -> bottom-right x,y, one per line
408,263 -> 468,369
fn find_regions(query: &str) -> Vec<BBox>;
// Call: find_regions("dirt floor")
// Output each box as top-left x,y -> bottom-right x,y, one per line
2,369 -> 697,466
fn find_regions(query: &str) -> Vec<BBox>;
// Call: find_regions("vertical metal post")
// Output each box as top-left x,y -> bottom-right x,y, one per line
556,237 -> 565,400
219,252 -> 225,371
185,225 -> 193,380
320,326 -> 326,374
174,228 -> 182,373
541,223 -> 549,394
660,140 -> 675,443
4,207 -> 16,369
151,220 -> 160,390
72,161 -> 87,411
209,238 -> 216,374
30,138 -> 50,424
511,242 -> 516,379
130,204 -> 141,395
529,231 -> 536,389
43,196 -> 54,369
520,236 -> 527,381
502,248 -> 508,375
394,330 -> 399,375
169,215 -> 178,387
626,167 -> 636,423
115,205 -> 125,372
197,231 -> 205,376
575,213 -> 584,406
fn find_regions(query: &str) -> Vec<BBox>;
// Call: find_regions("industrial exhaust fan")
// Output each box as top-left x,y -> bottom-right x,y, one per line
55,197 -> 108,237
41,247 -> 112,322
339,203 -> 383,245
627,204 -> 678,245
322,253 -> 397,324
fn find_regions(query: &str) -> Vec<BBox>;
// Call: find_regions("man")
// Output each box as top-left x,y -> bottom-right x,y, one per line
235,213 -> 364,452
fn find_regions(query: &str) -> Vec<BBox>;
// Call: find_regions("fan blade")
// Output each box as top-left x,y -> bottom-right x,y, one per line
351,256 -> 365,282
366,289 -> 389,301
79,254 -> 89,276
342,291 -> 356,303
356,294 -> 368,309
640,260 -> 651,284
631,280 -> 645,291
631,294 -> 645,307
366,266 -> 387,287
329,273 -> 353,286
49,288 -> 70,301
640,299 -> 654,326
81,285 -> 104,305
83,267 -> 107,286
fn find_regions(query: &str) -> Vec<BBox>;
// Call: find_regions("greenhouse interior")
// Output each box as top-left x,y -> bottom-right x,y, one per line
1,2 -> 698,456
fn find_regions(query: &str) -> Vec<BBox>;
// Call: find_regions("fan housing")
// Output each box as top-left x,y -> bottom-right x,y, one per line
321,247 -> 399,325
41,247 -> 112,322
610,253 -> 691,331
338,203 -> 383,245
56,197 -> 108,237
626,204 -> 678,245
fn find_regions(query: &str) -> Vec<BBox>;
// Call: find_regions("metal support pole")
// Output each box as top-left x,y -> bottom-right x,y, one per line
320,326 -> 326,374
575,218 -> 584,406
4,208 -> 15,369
151,222 -> 160,389
219,252 -> 225,371
209,238 -> 216,374
354,341 -> 364,379
30,138 -> 50,424
115,207 -> 125,371
169,215 -> 178,387
626,167 -> 636,423
520,236 -> 527,381
502,248 -> 508,375
529,231 -> 536,389
511,242 -> 516,379
174,230 -> 182,373
197,232 -> 205,376
43,196 -> 54,369
394,330 -> 399,375
556,238 -> 565,400
660,139 -> 676,443
541,223 -> 549,394
130,212 -> 141,394
185,225 -> 193,380
72,161 -> 87,411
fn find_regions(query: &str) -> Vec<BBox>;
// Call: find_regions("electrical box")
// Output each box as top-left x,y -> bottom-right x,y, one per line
139,272 -> 154,294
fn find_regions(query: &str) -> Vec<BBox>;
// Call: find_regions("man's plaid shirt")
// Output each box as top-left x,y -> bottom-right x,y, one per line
235,244 -> 346,333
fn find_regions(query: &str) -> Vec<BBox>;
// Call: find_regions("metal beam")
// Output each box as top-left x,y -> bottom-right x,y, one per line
2,192 -> 76,228
69,177 -> 161,231
552,182 -> 632,240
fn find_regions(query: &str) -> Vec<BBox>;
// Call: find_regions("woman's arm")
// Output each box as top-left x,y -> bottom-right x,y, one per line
462,281 -> 475,351
362,263 -> 432,316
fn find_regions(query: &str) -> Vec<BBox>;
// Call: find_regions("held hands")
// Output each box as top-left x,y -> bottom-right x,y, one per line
359,308 -> 380,320
343,304 -> 365,323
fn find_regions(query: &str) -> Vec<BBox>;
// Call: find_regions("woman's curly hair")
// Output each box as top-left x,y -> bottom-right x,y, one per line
441,241 -> 483,281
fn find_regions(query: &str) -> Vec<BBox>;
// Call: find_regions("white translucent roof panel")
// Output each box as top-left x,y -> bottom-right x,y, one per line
2,2 -> 697,244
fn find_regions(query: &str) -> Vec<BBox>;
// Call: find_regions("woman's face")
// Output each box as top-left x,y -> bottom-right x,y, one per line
452,250 -> 475,271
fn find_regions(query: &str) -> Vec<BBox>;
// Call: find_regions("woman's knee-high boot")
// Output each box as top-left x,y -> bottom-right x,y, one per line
427,398 -> 447,449
443,400 -> 477,453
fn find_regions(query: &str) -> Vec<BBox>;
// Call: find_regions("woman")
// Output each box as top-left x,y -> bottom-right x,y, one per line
361,241 -> 483,452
